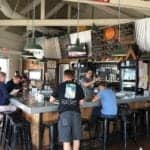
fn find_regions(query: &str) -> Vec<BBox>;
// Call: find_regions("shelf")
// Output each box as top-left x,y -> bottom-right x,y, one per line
120,66 -> 136,68
106,81 -> 120,83
122,80 -> 136,82
94,61 -> 120,64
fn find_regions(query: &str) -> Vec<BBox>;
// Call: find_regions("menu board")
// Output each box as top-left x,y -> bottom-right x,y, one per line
92,23 -> 134,58
92,29 -> 118,58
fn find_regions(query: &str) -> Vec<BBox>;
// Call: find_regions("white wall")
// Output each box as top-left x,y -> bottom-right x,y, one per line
0,50 -> 21,80
0,30 -> 24,50
0,30 -> 23,79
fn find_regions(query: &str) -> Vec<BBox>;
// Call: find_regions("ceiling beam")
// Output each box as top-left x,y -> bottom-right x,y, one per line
0,19 -> 135,26
133,8 -> 150,16
0,0 -> 24,19
93,5 -> 129,18
46,2 -> 65,18
20,0 -> 41,15
67,4 -> 72,33
41,0 -> 45,19
64,0 -> 150,10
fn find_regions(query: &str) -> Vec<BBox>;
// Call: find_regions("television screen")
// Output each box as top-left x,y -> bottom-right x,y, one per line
29,70 -> 42,80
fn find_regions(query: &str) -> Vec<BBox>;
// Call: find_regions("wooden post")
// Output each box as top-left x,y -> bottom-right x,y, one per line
67,4 -> 71,33
41,0 -> 45,19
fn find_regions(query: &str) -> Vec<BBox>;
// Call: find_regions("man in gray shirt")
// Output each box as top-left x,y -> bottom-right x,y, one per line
81,69 -> 96,101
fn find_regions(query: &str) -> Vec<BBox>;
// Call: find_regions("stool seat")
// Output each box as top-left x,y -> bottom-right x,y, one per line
42,121 -> 57,127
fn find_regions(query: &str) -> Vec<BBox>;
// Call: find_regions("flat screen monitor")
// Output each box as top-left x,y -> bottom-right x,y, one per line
29,70 -> 42,80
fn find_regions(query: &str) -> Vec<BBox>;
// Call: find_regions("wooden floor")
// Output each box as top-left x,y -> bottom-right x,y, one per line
0,133 -> 149,150
0,137 -> 149,150
80,136 -> 150,150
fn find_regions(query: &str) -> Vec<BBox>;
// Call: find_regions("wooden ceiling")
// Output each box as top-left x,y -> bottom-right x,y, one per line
0,0 -> 150,36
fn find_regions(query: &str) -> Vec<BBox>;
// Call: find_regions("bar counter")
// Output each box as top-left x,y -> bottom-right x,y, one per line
10,95 -> 150,150
10,95 -> 150,114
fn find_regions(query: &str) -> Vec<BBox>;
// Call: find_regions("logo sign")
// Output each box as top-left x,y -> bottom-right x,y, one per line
93,0 -> 110,2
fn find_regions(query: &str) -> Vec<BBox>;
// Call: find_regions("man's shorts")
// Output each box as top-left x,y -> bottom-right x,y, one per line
58,111 -> 82,142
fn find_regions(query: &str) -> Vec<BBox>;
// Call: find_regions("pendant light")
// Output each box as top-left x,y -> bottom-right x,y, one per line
67,0 -> 88,57
91,7 -> 99,32
24,0 -> 44,59
22,50 -> 34,58
112,0 -> 126,57
75,0 -> 81,47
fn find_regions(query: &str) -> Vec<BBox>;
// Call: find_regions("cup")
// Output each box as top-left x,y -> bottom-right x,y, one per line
35,93 -> 44,103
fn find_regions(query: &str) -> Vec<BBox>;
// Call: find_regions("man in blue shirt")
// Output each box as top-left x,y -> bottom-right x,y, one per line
93,81 -> 117,117
0,72 -> 9,105
0,72 -> 16,121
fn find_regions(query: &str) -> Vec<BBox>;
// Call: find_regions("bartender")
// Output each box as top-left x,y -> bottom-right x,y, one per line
81,69 -> 98,101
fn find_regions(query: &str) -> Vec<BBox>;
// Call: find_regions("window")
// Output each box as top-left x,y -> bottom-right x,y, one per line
0,58 -> 9,81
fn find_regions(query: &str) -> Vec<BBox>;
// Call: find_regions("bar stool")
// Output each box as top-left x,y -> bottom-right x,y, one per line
95,103 -> 133,150
0,111 -> 20,148
5,114 -> 32,150
40,121 -> 58,150
118,103 -> 132,150
96,115 -> 118,150
82,118 -> 92,140
131,109 -> 145,141
145,109 -> 150,138
0,112 -> 10,145
140,107 -> 150,138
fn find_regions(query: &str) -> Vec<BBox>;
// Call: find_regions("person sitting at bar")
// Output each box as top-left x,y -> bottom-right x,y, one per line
0,72 -> 16,120
6,75 -> 22,95
50,70 -> 84,150
92,81 -> 117,118
81,69 -> 98,101
0,72 -> 9,105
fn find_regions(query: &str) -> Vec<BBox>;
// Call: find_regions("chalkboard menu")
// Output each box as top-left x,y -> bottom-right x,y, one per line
92,23 -> 134,58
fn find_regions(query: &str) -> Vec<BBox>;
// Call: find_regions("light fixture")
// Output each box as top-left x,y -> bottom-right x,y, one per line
91,7 -> 100,32
112,0 -> 126,57
24,38 -> 43,52
66,0 -> 88,57
22,51 -> 33,58
24,0 -> 44,59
